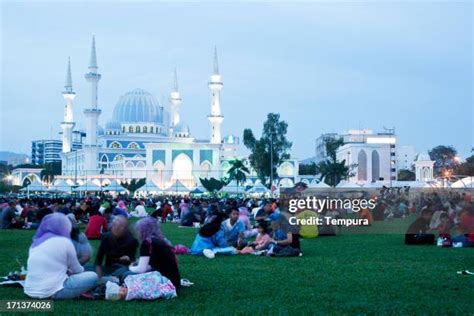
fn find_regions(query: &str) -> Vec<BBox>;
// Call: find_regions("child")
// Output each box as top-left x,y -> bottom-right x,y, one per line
239,222 -> 271,255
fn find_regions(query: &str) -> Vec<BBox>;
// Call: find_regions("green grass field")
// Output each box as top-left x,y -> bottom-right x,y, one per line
0,219 -> 473,315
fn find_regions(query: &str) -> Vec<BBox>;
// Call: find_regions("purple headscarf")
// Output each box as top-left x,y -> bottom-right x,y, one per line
31,213 -> 72,248
135,216 -> 164,243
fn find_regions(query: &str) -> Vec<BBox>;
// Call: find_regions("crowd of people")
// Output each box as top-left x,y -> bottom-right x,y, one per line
0,188 -> 472,301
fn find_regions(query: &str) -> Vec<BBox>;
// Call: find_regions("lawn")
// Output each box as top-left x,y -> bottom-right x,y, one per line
0,219 -> 473,315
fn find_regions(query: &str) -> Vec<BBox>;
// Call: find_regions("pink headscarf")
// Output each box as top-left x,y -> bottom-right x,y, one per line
118,201 -> 127,210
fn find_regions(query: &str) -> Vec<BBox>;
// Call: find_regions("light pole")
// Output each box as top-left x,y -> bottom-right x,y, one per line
270,135 -> 274,197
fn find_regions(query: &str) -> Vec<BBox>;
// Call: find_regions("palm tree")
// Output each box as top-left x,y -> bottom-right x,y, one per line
226,159 -> 250,194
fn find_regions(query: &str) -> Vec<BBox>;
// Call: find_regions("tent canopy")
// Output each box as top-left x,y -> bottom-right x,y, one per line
48,180 -> 72,193
20,180 -> 48,192
104,179 -> 127,192
451,177 -> 474,188
73,180 -> 102,192
220,180 -> 245,193
246,182 -> 270,194
163,180 -> 191,193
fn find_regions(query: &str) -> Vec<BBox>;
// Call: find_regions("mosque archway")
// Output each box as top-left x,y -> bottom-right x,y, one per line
357,150 -> 367,181
371,150 -> 380,182
171,153 -> 194,187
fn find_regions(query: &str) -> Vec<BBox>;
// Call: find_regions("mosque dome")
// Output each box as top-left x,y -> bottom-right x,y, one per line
416,152 -> 431,161
105,121 -> 121,131
112,88 -> 163,124
174,121 -> 190,137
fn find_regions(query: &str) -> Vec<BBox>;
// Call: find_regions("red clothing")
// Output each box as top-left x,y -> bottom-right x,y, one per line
85,215 -> 108,240
161,204 -> 173,220
459,213 -> 474,234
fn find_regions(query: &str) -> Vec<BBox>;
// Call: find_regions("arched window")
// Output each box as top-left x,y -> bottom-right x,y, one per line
114,154 -> 124,161
122,126 -> 126,133
357,150 -> 367,181
143,126 -> 148,133
128,126 -> 133,133
150,126 -> 154,133
110,141 -> 122,149
127,142 -> 139,149
372,150 -> 380,182
136,126 -> 141,133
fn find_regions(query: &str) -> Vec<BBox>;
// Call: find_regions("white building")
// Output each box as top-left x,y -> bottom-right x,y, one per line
396,145 -> 417,171
414,152 -> 434,181
59,37 -> 237,188
336,129 -> 397,184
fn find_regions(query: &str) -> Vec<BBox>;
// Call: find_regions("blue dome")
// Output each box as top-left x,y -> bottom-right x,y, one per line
112,88 -> 163,124
174,121 -> 190,135
105,121 -> 121,130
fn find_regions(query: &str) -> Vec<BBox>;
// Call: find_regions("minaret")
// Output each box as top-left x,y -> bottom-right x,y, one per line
83,35 -> 102,147
208,47 -> 224,144
169,68 -> 182,134
61,57 -> 76,153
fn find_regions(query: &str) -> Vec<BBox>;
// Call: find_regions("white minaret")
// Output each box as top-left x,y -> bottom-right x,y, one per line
208,47 -> 224,144
61,57 -> 76,153
169,68 -> 182,135
83,35 -> 102,147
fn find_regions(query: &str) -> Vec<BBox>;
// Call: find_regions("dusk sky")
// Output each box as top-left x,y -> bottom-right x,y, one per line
1,1 -> 472,159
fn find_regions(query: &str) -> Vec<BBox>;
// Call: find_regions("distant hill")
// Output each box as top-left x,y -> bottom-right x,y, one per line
0,151 -> 30,166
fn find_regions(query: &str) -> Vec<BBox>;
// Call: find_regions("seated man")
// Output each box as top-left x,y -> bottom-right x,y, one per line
222,207 -> 245,247
1,201 -> 22,229
94,216 -> 139,277
254,201 -> 280,222
404,208 -> 435,245
85,208 -> 108,240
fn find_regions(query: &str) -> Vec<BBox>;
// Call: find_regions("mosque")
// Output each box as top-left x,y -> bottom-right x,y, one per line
60,36 -> 240,189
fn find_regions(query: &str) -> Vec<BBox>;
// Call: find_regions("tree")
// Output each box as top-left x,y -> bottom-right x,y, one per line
299,162 -> 318,175
316,137 -> 351,187
226,159 -> 250,193
454,155 -> 474,176
398,169 -> 416,181
40,162 -> 62,183
429,145 -> 458,177
243,113 -> 292,187
199,177 -> 226,193
120,178 -> 146,196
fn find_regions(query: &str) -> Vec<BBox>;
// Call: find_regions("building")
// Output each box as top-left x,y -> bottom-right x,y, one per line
336,129 -> 397,184
31,136 -> 83,165
396,145 -> 417,171
414,152 -> 434,181
314,133 -> 338,163
59,38 -> 237,188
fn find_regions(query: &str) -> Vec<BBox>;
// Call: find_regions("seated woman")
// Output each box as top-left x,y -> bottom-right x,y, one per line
190,211 -> 237,259
24,213 -> 98,299
129,217 -> 181,289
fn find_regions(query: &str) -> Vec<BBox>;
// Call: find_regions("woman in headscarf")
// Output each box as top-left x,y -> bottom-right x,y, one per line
24,213 -> 98,299
129,217 -> 181,288
113,200 -> 129,217
189,208 -> 237,259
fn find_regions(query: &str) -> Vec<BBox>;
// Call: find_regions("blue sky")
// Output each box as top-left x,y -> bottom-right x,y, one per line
1,1 -> 472,159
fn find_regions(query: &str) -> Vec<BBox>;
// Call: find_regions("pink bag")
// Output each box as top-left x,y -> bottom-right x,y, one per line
173,244 -> 189,254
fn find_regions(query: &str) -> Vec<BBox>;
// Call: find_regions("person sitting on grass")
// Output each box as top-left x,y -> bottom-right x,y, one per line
93,216 -> 139,278
239,222 -> 271,254
113,201 -> 129,218
266,218 -> 301,256
85,207 -> 108,240
130,200 -> 148,218
0,201 -> 22,229
222,207 -> 246,247
190,209 -> 237,259
24,213 -> 98,299
128,217 -> 181,289
404,208 -> 435,245
452,205 -> 474,247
